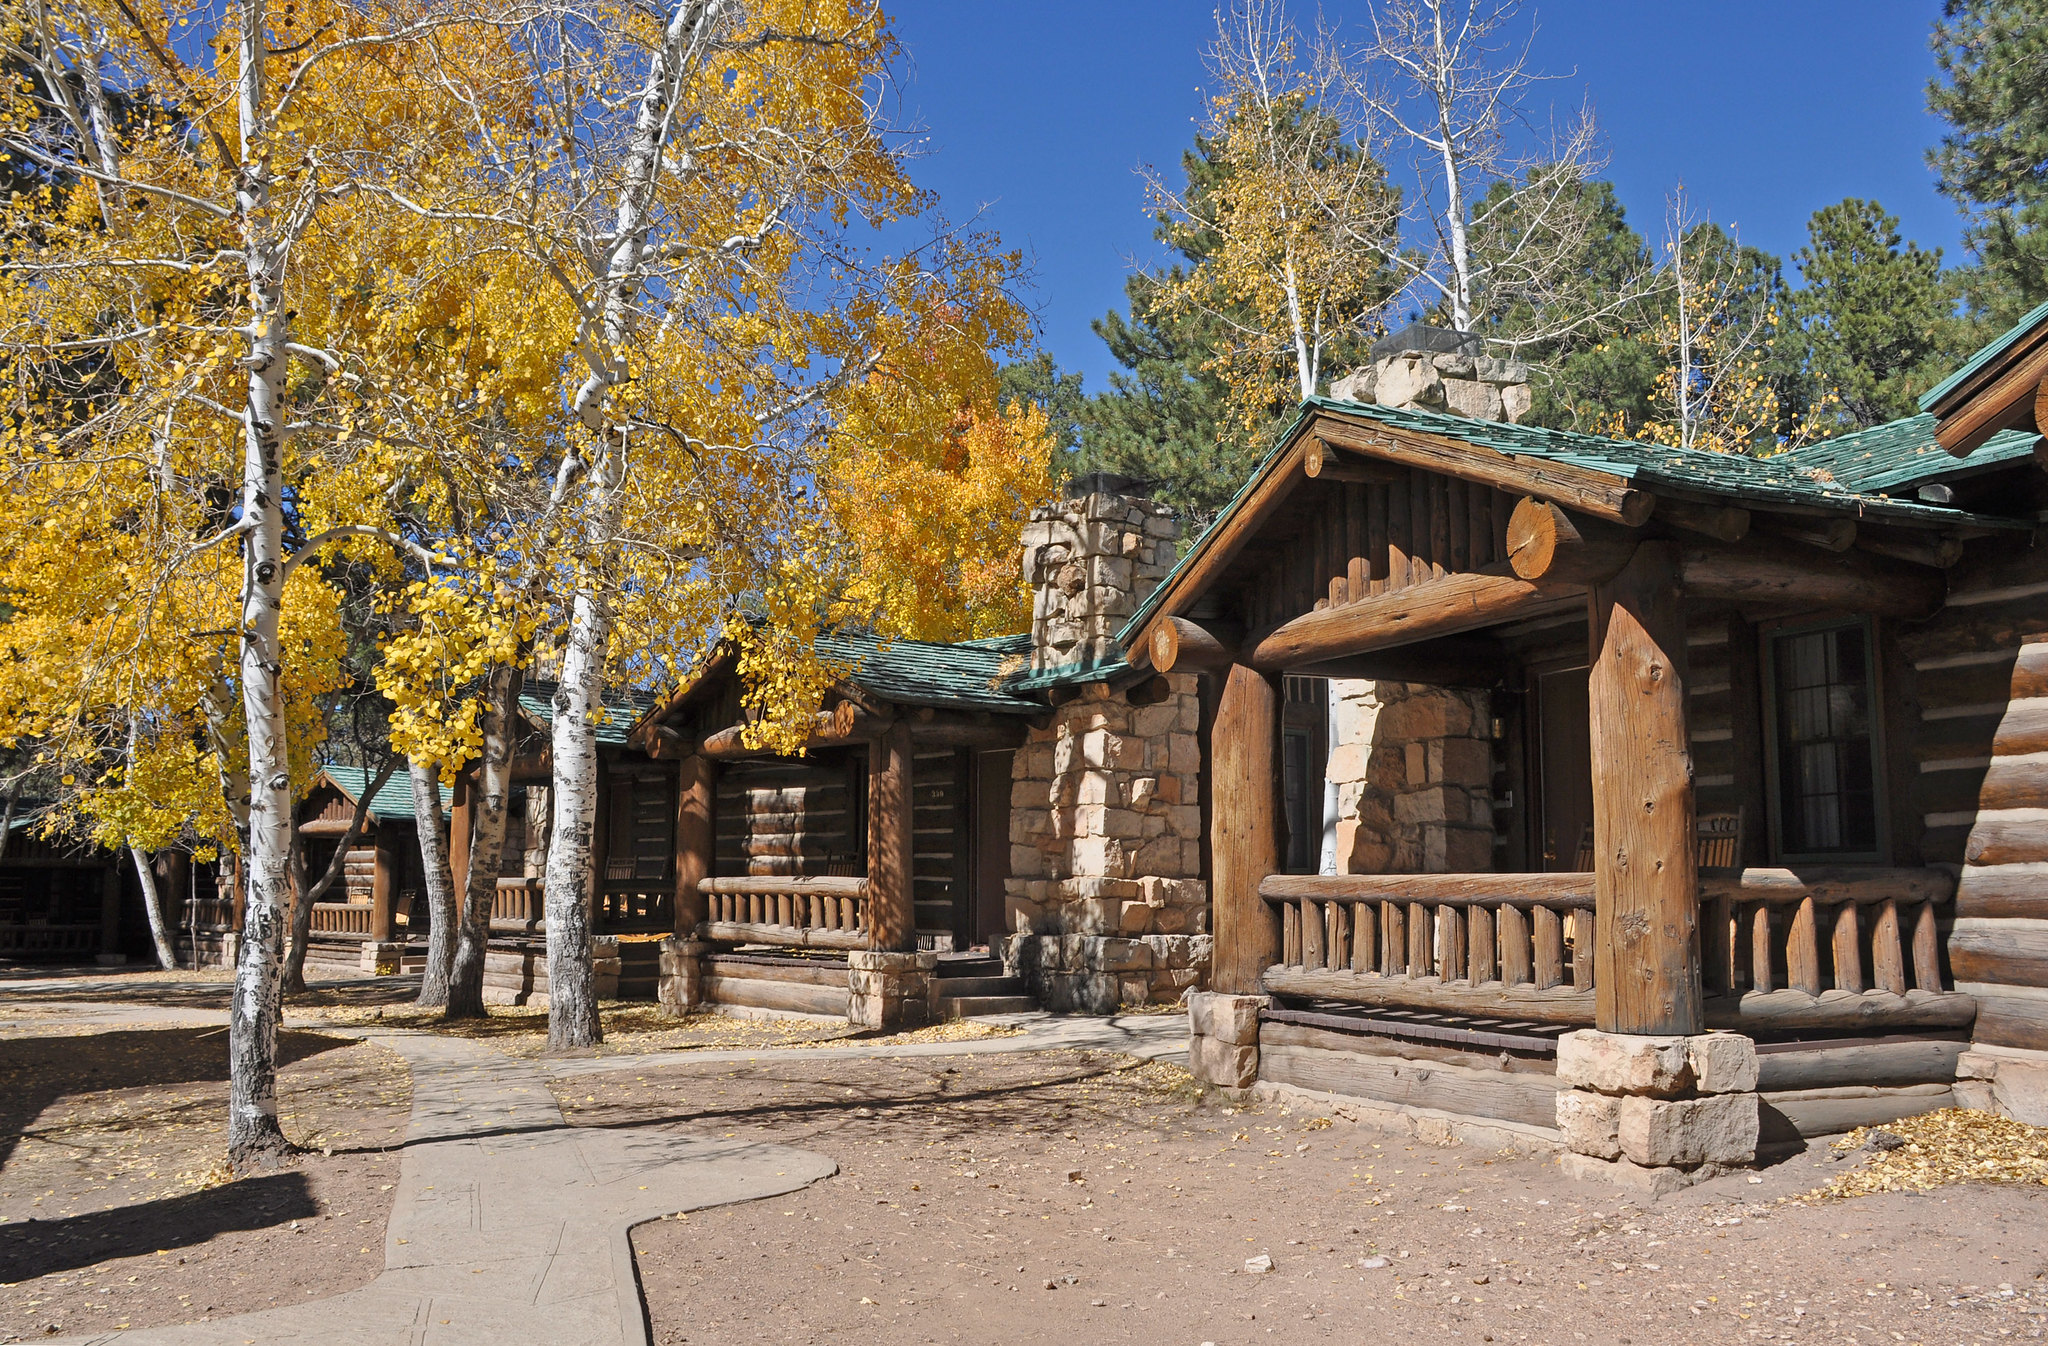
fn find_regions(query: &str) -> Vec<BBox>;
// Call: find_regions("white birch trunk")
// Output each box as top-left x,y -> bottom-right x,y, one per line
446,664 -> 518,1019
225,0 -> 296,1167
130,847 -> 177,968
543,0 -> 728,1051
411,757 -> 459,1007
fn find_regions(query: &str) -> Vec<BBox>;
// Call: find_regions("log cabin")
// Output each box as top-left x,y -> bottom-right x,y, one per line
0,808 -> 137,964
294,765 -> 451,977
1161,318 -> 2048,1181
624,630 -> 1041,1022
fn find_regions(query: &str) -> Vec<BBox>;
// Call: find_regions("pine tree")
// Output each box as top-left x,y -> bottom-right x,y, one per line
1791,199 -> 1961,429
1928,0 -> 2048,321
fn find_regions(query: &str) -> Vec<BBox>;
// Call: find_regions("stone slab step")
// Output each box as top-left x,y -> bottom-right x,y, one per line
940,994 -> 1037,1018
936,975 -> 1026,997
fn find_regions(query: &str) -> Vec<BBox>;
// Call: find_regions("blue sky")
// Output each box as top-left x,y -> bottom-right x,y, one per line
883,0 -> 1966,390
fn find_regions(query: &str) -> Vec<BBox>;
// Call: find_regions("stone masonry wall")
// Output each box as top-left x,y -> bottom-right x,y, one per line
1327,680 -> 1496,875
1005,675 -> 1211,1010
1024,493 -> 1178,673
1330,348 -> 1533,423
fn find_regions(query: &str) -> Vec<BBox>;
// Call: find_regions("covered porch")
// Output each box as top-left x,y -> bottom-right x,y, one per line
1139,390 -> 2036,1174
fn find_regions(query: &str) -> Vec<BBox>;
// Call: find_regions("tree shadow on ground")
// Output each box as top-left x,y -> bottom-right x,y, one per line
0,1028 -> 353,1170
0,970 -> 424,1010
568,1054 -> 1191,1150
0,1171 -> 321,1281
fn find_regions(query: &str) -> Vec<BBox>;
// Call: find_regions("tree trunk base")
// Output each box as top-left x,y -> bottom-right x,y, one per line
228,1122 -> 298,1175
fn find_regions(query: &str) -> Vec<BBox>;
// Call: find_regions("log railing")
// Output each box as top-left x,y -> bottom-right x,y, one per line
697,876 -> 868,950
0,923 -> 102,957
1259,868 -> 1976,1036
309,902 -> 372,937
1260,874 -> 1598,1025
490,878 -> 543,933
597,887 -> 675,934
179,896 -> 236,931
1699,867 -> 1974,1033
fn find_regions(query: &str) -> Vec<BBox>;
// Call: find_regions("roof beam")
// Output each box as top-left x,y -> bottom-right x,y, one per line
1314,414 -> 1656,526
1248,569 -> 1585,672
1935,345 -> 2048,457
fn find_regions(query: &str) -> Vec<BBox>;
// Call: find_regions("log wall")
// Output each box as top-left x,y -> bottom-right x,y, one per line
1901,538 -> 2048,1050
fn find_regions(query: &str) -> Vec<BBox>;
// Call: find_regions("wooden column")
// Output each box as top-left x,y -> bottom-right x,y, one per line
370,831 -> 398,943
674,755 -> 716,937
866,721 -> 916,951
1588,541 -> 1704,1035
448,774 -> 473,898
1211,663 -> 1283,993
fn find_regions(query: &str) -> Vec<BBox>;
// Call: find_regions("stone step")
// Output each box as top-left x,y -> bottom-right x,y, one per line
939,994 -> 1037,1019
935,974 -> 1026,998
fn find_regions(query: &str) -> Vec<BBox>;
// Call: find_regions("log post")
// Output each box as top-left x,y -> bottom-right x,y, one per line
1589,541 -> 1704,1034
1211,663 -> 1282,993
866,721 -> 916,952
673,755 -> 716,938
370,831 -> 398,943
448,774 -> 472,899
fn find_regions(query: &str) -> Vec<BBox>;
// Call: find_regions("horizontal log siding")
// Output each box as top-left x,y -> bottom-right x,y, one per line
1904,538 -> 2048,1049
913,750 -> 968,942
714,758 -> 858,881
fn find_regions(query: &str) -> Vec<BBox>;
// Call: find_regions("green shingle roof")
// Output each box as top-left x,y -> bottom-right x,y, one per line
319,764 -> 449,822
1114,396 -> 2033,653
519,682 -> 659,746
1304,396 -> 2022,521
1771,414 -> 2039,495
817,631 -> 1039,715
1921,298 -> 2048,412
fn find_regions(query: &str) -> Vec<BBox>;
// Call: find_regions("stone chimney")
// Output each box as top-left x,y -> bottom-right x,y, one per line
1329,322 -> 1533,424
1022,473 -> 1178,675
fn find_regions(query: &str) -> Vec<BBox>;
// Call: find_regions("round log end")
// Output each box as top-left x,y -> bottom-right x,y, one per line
1505,497 -> 1564,581
1305,438 -> 1326,478
1150,619 -> 1180,673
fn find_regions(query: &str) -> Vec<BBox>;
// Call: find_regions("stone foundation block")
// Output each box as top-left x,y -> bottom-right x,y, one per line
1189,1035 -> 1259,1090
1687,1032 -> 1761,1094
846,950 -> 937,1031
1558,1151 -> 1733,1198
1556,1030 -> 1695,1097
1957,1047 -> 2048,1125
359,940 -> 408,977
1617,1092 -> 1759,1168
1188,991 -> 1268,1046
656,937 -> 713,1015
1555,1089 -> 1623,1161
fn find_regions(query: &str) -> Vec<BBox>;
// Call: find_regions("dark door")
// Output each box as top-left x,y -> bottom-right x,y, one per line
1535,665 -> 1595,872
972,749 -> 1015,949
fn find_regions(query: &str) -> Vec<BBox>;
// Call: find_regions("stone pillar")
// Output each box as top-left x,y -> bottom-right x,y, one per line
1186,990 -> 1266,1091
1328,681 -> 1496,875
657,935 -> 713,1015
847,949 -> 937,1030
1555,1029 -> 1760,1195
1023,475 -> 1179,675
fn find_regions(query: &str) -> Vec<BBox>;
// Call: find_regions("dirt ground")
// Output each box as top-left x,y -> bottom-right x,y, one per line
587,1051 -> 2048,1346
0,1012 -> 410,1342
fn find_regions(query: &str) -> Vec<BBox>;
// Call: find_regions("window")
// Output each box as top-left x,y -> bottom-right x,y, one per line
1767,621 -> 1881,859
1281,676 -> 1330,874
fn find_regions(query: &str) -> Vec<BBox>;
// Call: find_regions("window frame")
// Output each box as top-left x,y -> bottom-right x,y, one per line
1760,615 -> 1888,865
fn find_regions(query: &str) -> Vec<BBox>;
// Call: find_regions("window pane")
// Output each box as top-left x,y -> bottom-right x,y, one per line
1772,625 -> 1877,855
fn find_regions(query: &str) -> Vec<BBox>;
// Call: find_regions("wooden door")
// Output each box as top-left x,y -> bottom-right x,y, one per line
1535,665 -> 1594,872
972,749 -> 1014,949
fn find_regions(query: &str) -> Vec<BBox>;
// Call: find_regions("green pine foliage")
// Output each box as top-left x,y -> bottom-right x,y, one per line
1929,0 -> 2048,324
1791,199 -> 1963,429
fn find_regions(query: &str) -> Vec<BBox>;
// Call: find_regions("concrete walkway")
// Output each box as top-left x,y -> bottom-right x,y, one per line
63,1034 -> 835,1346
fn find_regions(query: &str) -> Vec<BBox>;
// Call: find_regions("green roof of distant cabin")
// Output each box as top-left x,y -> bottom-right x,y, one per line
1920,298 -> 2048,412
818,630 -> 1038,715
518,682 -> 660,746
319,764 -> 450,821
1771,414 -> 2039,495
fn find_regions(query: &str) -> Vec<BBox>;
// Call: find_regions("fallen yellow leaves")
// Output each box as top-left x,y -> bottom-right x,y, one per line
1811,1107 -> 2048,1199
